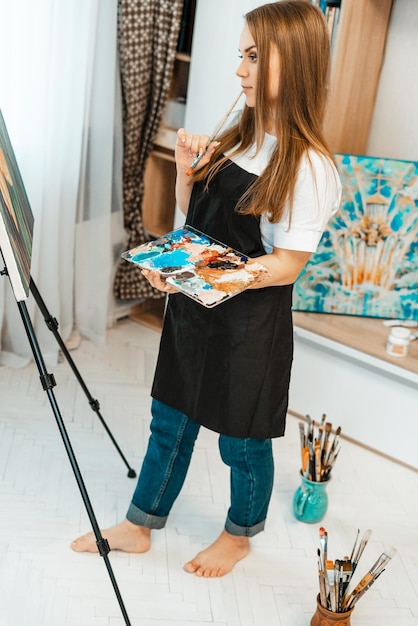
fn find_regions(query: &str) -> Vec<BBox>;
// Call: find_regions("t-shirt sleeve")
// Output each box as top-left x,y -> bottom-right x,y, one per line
271,152 -> 342,252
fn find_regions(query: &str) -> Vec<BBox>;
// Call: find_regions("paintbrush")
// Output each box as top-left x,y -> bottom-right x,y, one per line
352,528 -> 372,573
368,546 -> 397,578
324,425 -> 341,467
315,440 -> 322,482
308,434 -> 315,481
335,559 -> 348,612
326,560 -> 337,611
323,446 -> 340,480
317,413 -> 327,447
185,91 -> 243,175
319,526 -> 328,570
299,422 -> 307,472
349,529 -> 360,562
340,558 -> 353,599
342,547 -> 396,610
317,549 -> 328,608
321,422 -> 332,464
299,421 -> 305,448
344,570 -> 384,609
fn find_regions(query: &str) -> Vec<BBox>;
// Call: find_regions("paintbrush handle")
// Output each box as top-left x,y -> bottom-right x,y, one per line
370,547 -> 397,577
210,91 -> 243,139
352,529 -> 372,571
318,570 -> 327,608
315,441 -> 322,481
349,529 -> 360,561
346,570 -> 384,609
185,91 -> 242,175
342,572 -> 373,610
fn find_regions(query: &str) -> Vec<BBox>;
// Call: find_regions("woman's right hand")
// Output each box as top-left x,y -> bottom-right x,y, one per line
175,128 -> 220,174
141,269 -> 178,294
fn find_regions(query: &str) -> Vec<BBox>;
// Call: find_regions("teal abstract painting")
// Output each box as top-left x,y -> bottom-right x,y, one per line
293,153 -> 418,320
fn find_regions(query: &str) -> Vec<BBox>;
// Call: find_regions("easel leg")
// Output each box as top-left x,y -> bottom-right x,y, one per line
17,298 -> 132,626
29,278 -> 136,478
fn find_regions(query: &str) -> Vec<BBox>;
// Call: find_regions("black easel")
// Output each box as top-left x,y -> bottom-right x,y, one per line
1,265 -> 132,626
29,278 -> 136,478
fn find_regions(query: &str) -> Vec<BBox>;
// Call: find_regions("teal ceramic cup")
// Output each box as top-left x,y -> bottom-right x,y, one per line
293,473 -> 330,523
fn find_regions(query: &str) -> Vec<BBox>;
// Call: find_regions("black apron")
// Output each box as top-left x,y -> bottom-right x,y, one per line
151,160 -> 293,439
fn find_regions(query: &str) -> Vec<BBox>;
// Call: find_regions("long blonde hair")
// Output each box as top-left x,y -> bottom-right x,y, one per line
192,1 -> 334,223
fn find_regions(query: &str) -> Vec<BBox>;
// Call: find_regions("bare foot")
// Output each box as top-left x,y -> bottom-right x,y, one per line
70,519 -> 151,554
184,530 -> 250,577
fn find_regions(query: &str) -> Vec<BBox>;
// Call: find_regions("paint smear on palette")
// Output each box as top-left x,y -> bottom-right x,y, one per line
133,248 -> 191,271
122,226 -> 267,308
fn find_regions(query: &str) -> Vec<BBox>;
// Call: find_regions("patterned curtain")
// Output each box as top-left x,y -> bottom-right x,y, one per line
114,0 -> 184,300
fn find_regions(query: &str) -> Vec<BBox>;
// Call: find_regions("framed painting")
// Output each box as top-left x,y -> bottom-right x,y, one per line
293,153 -> 418,320
0,109 -> 34,301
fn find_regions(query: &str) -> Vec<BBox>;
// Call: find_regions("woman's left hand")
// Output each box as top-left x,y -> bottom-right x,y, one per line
141,269 -> 178,294
175,128 -> 220,174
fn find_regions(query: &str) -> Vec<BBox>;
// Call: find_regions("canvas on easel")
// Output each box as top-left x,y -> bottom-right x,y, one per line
0,108 -> 133,624
0,108 -> 34,301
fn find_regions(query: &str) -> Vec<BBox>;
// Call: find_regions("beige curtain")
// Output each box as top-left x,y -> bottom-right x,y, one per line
114,0 -> 183,300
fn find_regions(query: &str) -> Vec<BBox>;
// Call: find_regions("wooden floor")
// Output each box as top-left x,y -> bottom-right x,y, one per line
0,317 -> 417,626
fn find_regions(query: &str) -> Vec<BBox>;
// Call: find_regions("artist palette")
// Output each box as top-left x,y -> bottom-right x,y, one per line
122,226 -> 267,308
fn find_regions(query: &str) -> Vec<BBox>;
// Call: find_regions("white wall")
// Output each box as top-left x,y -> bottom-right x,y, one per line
184,0 -> 260,134
175,0 -> 261,227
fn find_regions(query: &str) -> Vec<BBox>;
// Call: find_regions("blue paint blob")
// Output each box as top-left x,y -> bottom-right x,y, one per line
147,249 -> 191,269
132,250 -> 162,263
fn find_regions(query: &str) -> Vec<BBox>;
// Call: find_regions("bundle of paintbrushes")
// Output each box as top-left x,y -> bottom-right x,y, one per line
316,526 -> 397,613
299,414 -> 341,482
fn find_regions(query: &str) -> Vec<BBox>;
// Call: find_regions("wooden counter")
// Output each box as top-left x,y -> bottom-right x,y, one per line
292,311 -> 418,375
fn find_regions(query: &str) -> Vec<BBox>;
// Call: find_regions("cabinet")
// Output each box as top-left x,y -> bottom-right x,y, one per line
142,1 -> 196,239
130,2 -> 196,328
289,313 -> 418,470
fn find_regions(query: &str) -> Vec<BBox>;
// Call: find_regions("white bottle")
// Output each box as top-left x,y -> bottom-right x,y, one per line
386,326 -> 411,357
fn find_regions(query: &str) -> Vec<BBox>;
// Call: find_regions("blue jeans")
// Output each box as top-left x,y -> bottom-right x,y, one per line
126,399 -> 274,537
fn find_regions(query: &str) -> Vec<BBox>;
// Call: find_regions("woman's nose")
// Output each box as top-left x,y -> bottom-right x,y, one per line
236,59 -> 247,78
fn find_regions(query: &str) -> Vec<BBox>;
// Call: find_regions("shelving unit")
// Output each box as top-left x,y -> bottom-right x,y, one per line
131,2 -> 196,330
142,146 -> 176,238
141,51 -> 189,239
324,0 -> 394,154
141,1 -> 196,240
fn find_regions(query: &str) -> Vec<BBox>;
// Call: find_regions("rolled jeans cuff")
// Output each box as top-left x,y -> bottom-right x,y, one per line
225,515 -> 265,538
126,502 -> 167,529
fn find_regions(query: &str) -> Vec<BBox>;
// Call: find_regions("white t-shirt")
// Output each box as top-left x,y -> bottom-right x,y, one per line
226,127 -> 341,254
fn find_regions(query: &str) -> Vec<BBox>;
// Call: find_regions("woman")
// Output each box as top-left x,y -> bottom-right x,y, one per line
72,1 -> 341,577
